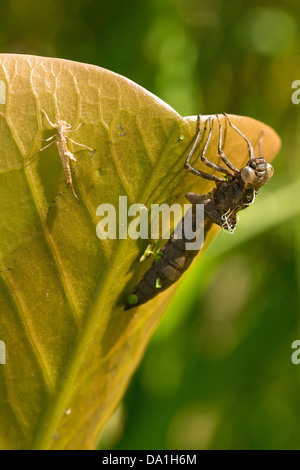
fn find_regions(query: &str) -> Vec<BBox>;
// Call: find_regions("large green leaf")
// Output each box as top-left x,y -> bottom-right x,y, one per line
0,54 -> 281,449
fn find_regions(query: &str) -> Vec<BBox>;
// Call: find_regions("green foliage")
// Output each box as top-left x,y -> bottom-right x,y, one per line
0,54 -> 279,449
0,0 -> 298,451
0,54 -> 215,449
0,53 -> 280,449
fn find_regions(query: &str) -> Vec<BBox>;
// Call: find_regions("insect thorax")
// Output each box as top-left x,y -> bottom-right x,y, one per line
209,177 -> 256,232
214,176 -> 251,209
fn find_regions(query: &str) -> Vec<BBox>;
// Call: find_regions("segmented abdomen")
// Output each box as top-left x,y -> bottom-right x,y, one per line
127,206 -> 212,308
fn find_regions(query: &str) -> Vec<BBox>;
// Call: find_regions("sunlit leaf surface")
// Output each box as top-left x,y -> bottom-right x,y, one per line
0,54 -> 281,449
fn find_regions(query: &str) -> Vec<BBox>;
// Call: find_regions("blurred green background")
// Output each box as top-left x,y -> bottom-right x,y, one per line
1,0 -> 300,450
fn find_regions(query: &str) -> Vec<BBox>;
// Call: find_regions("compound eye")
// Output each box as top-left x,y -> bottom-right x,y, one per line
241,166 -> 257,186
266,163 -> 274,181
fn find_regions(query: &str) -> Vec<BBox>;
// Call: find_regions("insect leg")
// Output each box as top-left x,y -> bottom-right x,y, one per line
184,116 -> 231,181
65,136 -> 95,153
216,115 -> 239,173
36,135 -> 56,142
185,165 -> 224,183
184,114 -> 203,168
41,109 -> 56,128
69,123 -> 83,133
27,140 -> 55,159
199,117 -> 233,176
224,113 -> 255,160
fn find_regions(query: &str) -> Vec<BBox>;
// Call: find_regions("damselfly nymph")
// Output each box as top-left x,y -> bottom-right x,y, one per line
126,113 -> 274,309
28,110 -> 95,200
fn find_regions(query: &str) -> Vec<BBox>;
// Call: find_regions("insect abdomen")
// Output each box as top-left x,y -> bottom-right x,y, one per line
127,226 -> 198,308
